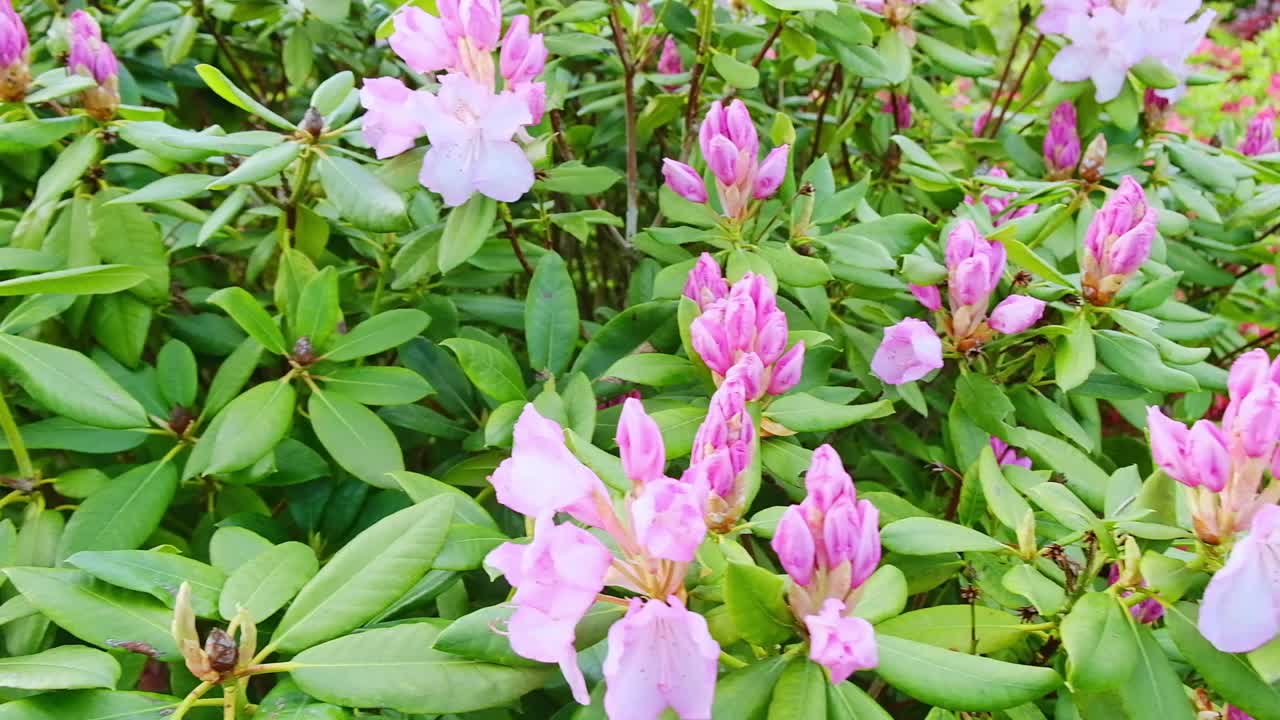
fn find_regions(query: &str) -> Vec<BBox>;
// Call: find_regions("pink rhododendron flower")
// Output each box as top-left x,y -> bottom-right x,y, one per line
617,397 -> 667,484
358,78 -> 427,159
488,404 -> 608,524
603,596 -> 720,720
1036,0 -> 1108,35
630,477 -> 708,562
0,0 -> 28,101
66,10 -> 119,119
871,318 -> 943,385
1199,504 -> 1280,653
1048,8 -> 1144,102
1082,176 -> 1157,304
990,437 -> 1032,469
805,599 -> 878,683
910,284 -> 942,311
485,515 -> 612,704
988,295 -> 1046,334
416,74 -> 535,206
1044,102 -> 1081,177
1240,108 -> 1279,157
658,36 -> 683,75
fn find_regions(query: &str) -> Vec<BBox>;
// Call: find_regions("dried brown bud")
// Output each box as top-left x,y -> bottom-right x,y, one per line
301,107 -> 325,138
204,628 -> 238,673
292,336 -> 315,365
1079,134 -> 1108,183
168,405 -> 194,436
959,585 -> 980,603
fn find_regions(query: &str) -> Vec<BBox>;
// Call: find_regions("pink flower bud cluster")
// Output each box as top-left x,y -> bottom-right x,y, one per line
881,91 -> 912,130
1147,349 -> 1280,543
360,0 -> 548,206
964,168 -> 1038,226
67,11 -> 120,120
770,445 -> 880,682
1042,1 -> 1215,102
485,402 -> 720,718
0,0 -> 29,101
687,363 -> 758,528
1239,107 -> 1279,157
685,255 -> 805,398
1082,176 -> 1157,305
662,100 -> 789,221
1044,102 -> 1081,178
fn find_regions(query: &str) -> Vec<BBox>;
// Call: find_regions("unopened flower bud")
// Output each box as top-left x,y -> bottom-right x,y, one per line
662,159 -> 708,204
500,16 -> 547,85
617,398 -> 666,484
767,342 -> 805,395
0,0 -> 30,102
754,145 -> 789,199
683,252 -> 728,308
690,315 -> 732,375
805,445 -> 853,512
772,505 -> 816,587
909,284 -> 942,311
1044,102 -> 1081,177
1079,133 -> 1108,183
988,295 -> 1046,334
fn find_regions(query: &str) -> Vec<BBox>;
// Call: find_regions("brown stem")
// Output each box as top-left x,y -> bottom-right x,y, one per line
808,66 -> 841,169
608,5 -> 640,242
1219,331 -> 1279,367
752,20 -> 784,68
680,0 -> 715,161
984,16 -> 1027,138
500,205 -> 533,276
992,34 -> 1045,136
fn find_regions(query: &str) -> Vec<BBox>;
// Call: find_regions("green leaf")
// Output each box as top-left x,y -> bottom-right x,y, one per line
90,294 -> 152,369
209,526 -> 274,575
0,116 -> 87,153
441,338 -> 526,404
536,162 -> 621,195
725,563 -> 794,646
323,309 -> 430,362
1002,564 -> 1066,616
850,565 -> 908,624
880,517 -> 1007,555
284,29 -> 314,87
711,655 -> 790,719
955,372 -> 1014,437
207,287 -> 287,355
768,658 -> 828,719
712,52 -> 760,89
875,635 -> 1063,710
525,253 -> 579,376
271,497 -> 452,652
195,63 -> 296,130
316,154 -> 408,233
978,445 -> 1033,531
156,340 -> 197,410
4,568 -> 179,660
290,622 -> 547,713
1167,604 -> 1280,720
1120,622 -> 1196,720
208,141 -> 303,190
1055,313 -> 1095,392
204,338 -> 265,418
0,334 -> 148,429
292,267 -> 341,349
826,681 -> 894,720
0,690 -> 187,718
877,27 -> 911,84
571,301 -> 678,379
321,366 -> 432,406
311,72 -> 354,116
1131,58 -> 1179,89
220,541 -> 318,623
1000,236 -> 1073,288
107,174 -> 217,205
67,550 -> 225,619
1095,330 -> 1199,393
389,471 -> 498,529
763,395 -> 894,433
197,381 -> 297,475
606,353 -> 699,387
1060,592 -> 1138,692
877,605 -> 1027,654
438,195 -> 497,272
916,34 -> 993,76
57,461 -> 178,562
0,647 -> 120,690
308,388 -> 405,488
1009,428 -> 1109,510
0,265 -> 147,298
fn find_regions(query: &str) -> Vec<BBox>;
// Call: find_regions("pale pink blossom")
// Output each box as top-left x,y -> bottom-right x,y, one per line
630,477 -> 708,562
603,596 -> 720,720
389,7 -> 461,74
1036,0 -> 1108,35
1048,8 -> 1145,102
805,599 -> 878,683
0,0 -> 27,68
416,74 -> 535,206
359,78 -> 426,159
489,404 -> 609,524
988,295 -> 1046,334
1199,504 -> 1280,653
909,284 -> 942,311
871,318 -> 943,385
617,397 -> 667,484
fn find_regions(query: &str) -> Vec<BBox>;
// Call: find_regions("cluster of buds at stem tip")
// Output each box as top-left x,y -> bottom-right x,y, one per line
1044,102 -> 1081,179
483,403 -> 721,718
687,364 -> 757,531
1081,175 -> 1156,305
1147,349 -> 1280,544
965,167 -> 1038,227
171,582 -> 256,684
771,445 -> 880,683
1239,107 -> 1279,157
66,11 -> 120,121
686,255 -> 805,400
0,0 -> 29,102
662,100 -> 789,222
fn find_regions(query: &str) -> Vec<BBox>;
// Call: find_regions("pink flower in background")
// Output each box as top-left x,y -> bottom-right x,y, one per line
1199,505 -> 1280,653
871,318 -> 943,385
485,515 -> 612,704
945,220 -> 1007,339
988,295 -> 1046,334
881,91 -> 912,130
603,596 -> 719,720
1048,8 -> 1144,102
990,437 -> 1032,468
1044,102 -> 1081,177
1269,74 -> 1280,101
658,36 -> 683,75
967,168 -> 1038,225
1107,565 -> 1165,624
973,109 -> 991,137
805,599 -> 878,682
1036,0 -> 1108,35
1240,108 -> 1279,156
358,78 -> 427,159
390,7 -> 463,74
416,74 -> 535,206
67,11 -> 118,85
1221,96 -> 1257,114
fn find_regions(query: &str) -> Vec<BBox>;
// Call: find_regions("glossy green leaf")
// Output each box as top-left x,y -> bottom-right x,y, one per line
308,388 -> 405,488
880,517 -> 1007,555
67,550 -> 224,619
1060,592 -> 1138,692
525,252 -> 579,376
441,338 -> 526,404
219,541 -> 318,623
57,461 -> 178,562
0,334 -> 148,429
875,635 -> 1063,710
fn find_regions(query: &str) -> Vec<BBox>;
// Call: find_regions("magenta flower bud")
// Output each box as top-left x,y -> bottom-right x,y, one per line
985,238 -> 1007,289
771,505 -> 816,587
805,445 -> 853,513
990,437 -> 1033,469
1104,206 -> 1157,276
1240,108 -> 1279,157
1147,406 -> 1191,485
768,342 -> 805,395
988,295 -> 1046,334
950,254 -> 994,307
849,499 -> 881,588
724,99 -> 758,155
637,0 -> 655,24
1234,382 -> 1280,458
1187,420 -> 1229,492
692,406 -> 727,462
805,600 -> 878,682
67,11 -> 118,84
732,272 -> 777,317
698,101 -> 726,160
0,0 -> 29,102
520,81 -> 546,124
683,252 -> 728,308
823,498 -> 861,567
944,220 -> 983,270
694,448 -> 736,498
884,92 -> 911,130
909,284 -> 942,311
500,16 -> 547,85
753,144 -> 789,199
1229,349 -> 1273,402
617,398 -> 666,484
870,318 -> 944,386
724,296 -> 757,353
658,36 -> 683,75
725,353 -> 765,400
754,310 -> 789,365
690,315 -> 732,375
390,7 -> 460,74
662,159 -> 708,204
706,135 -> 740,185
456,0 -> 502,50
1044,102 -> 1081,175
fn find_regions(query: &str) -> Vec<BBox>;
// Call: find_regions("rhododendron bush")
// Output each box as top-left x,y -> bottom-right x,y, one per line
1,0 -> 1280,716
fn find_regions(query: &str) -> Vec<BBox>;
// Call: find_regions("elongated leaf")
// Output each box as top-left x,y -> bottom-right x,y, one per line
1119,621 -> 1196,720
767,658 -> 827,719
725,563 -> 793,646
195,64 -> 295,130
271,497 -> 452,652
525,252 -> 579,375
107,174 -> 217,205
764,395 -> 894,433
0,690 -> 182,718
711,655 -> 790,719
438,195 -> 497,273
0,334 -> 148,429
308,388 -> 404,488
875,635 -> 1063,710
323,309 -> 429,361
441,338 -> 526,404
57,461 -> 178,562
207,287 -> 287,355
877,605 -> 1026,654
220,542 -> 318,623
1061,592 -> 1138,692
571,300 -> 678,379
0,266 -> 147,298
196,381 -> 296,475
67,550 -> 224,619
316,154 -> 408,232
4,568 -> 179,660
0,646 -> 120,690
208,142 -> 302,189
1167,604 -> 1280,720
320,366 -> 432,405
290,623 -> 547,713
880,517 -> 1008,555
